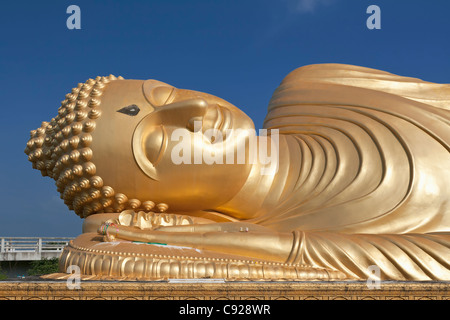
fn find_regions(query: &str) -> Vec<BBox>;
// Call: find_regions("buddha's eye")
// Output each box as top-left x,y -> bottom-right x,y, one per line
117,104 -> 140,116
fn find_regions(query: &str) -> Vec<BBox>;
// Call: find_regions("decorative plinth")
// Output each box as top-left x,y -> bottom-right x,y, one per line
52,233 -> 348,281
0,281 -> 448,300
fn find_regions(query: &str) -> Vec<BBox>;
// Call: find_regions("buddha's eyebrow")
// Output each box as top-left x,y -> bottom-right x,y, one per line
117,104 -> 140,116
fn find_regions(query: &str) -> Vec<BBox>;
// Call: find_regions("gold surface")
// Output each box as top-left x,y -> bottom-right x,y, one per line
25,64 -> 450,281
0,281 -> 448,300
51,233 -> 346,281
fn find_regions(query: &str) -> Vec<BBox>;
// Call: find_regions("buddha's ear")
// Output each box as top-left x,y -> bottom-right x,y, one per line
143,79 -> 175,107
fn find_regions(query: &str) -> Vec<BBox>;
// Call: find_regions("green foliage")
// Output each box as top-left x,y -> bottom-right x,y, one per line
0,264 -> 8,280
27,257 -> 59,276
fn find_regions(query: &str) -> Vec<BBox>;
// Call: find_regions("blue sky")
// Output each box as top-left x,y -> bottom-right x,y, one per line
1,0 -> 449,237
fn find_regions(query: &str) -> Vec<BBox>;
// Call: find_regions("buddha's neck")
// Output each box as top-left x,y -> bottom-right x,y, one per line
216,135 -> 299,220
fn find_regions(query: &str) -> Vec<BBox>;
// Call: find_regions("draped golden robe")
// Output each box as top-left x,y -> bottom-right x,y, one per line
250,64 -> 450,280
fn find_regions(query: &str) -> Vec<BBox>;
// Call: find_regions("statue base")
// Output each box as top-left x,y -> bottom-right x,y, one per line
0,280 -> 448,300
51,233 -> 348,281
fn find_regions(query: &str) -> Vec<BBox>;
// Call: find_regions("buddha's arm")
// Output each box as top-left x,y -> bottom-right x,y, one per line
99,222 -> 293,263
99,222 -> 450,281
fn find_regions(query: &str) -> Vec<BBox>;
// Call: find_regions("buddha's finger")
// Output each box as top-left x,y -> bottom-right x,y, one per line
154,222 -> 268,233
98,223 -> 158,242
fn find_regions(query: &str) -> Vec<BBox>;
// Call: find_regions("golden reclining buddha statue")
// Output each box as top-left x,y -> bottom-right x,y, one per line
25,64 -> 450,281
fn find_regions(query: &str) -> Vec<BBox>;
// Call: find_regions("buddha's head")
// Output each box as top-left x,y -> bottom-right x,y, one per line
25,76 -> 256,217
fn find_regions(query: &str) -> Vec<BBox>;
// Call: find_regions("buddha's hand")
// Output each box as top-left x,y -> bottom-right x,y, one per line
99,210 -> 226,242
97,210 -> 196,242
152,221 -> 271,233
113,209 -> 196,230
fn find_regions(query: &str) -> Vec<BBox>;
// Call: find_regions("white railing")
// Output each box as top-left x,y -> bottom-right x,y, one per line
0,237 -> 73,260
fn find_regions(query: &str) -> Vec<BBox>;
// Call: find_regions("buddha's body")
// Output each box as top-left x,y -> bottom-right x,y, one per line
26,64 -> 450,281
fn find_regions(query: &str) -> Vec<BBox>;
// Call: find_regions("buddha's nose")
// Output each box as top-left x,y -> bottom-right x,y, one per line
153,98 -> 208,115
149,98 -> 211,128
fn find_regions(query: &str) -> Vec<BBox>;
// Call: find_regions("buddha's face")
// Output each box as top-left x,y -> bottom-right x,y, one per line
90,79 -> 255,211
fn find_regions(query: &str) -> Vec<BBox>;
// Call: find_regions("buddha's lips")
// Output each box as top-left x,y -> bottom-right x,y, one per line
152,125 -> 167,167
